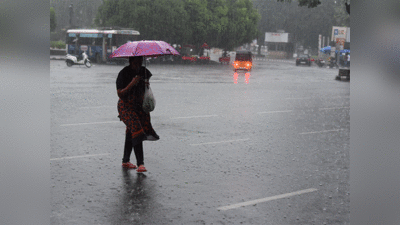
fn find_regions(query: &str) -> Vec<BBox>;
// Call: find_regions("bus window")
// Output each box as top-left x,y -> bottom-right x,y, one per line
94,37 -> 103,46
66,35 -> 76,45
79,37 -> 92,45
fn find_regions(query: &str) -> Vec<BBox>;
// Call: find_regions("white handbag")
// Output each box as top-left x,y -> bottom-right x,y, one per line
142,79 -> 156,112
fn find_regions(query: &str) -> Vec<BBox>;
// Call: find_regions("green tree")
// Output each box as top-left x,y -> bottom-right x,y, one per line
205,0 -> 229,47
95,0 -> 189,44
276,0 -> 321,8
218,0 -> 260,50
183,0 -> 210,48
95,0 -> 259,50
333,0 -> 350,26
50,7 -> 57,32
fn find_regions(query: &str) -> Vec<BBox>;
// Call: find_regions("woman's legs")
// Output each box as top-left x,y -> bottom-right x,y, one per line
122,128 -> 133,163
134,142 -> 146,172
122,128 -> 144,171
123,127 -> 144,166
133,141 -> 144,166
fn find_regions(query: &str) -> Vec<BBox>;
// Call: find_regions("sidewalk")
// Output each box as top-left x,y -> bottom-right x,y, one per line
50,55 -> 65,60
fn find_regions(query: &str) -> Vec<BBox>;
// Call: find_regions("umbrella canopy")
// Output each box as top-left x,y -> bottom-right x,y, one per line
320,46 -> 331,53
109,40 -> 180,58
340,49 -> 350,54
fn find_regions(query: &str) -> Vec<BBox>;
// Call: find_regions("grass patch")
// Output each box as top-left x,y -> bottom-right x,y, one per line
51,40 -> 66,49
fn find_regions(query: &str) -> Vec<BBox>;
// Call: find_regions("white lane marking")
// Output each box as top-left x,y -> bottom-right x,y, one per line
60,121 -> 120,126
158,103 -> 184,106
299,129 -> 347,135
190,138 -> 250,146
319,107 -> 350,110
50,153 -> 110,161
257,110 -> 293,114
80,105 -> 114,109
285,97 -> 349,100
328,96 -> 350,99
217,188 -> 318,211
170,115 -> 218,119
285,97 -> 313,100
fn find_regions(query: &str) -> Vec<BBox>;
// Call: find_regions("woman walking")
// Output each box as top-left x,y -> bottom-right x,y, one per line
116,56 -> 159,172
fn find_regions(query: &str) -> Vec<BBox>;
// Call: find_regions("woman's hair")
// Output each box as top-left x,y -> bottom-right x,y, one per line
129,56 -> 143,64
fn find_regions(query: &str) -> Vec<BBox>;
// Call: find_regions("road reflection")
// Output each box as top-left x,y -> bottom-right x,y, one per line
233,72 -> 251,84
110,169 -> 155,224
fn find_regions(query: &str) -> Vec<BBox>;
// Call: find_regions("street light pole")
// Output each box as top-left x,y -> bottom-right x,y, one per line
69,4 -> 74,28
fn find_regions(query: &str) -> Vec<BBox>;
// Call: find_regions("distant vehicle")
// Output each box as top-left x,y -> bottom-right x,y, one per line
296,54 -> 311,66
219,51 -> 230,64
336,68 -> 350,80
233,51 -> 253,72
219,56 -> 230,64
327,56 -> 339,69
65,51 -> 91,68
66,28 -> 140,64
315,58 -> 326,67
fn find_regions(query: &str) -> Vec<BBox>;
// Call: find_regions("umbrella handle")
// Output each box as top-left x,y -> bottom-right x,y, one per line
144,57 -> 147,79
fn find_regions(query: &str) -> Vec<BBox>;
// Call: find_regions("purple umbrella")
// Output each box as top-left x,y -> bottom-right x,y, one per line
109,40 -> 180,58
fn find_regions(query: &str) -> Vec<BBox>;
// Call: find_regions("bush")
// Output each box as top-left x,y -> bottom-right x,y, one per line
51,40 -> 66,49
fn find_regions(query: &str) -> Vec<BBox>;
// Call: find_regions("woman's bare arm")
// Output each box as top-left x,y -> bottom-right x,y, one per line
117,76 -> 142,99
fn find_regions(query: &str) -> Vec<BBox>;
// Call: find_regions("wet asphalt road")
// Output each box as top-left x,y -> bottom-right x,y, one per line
50,59 -> 349,225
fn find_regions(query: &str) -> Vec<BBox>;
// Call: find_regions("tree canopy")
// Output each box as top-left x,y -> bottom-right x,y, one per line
277,0 -> 321,8
95,0 -> 260,50
50,7 -> 57,32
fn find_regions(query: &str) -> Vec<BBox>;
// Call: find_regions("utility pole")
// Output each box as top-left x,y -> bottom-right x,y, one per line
318,34 -> 321,58
69,4 -> 73,28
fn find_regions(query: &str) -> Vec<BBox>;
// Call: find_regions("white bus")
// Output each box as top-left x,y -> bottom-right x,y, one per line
66,28 -> 140,63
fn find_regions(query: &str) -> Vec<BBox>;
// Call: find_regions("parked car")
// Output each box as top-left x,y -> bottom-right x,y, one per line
296,54 -> 311,66
233,51 -> 252,72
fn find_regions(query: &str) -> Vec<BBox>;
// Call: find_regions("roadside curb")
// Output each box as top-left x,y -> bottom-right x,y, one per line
50,56 -> 65,60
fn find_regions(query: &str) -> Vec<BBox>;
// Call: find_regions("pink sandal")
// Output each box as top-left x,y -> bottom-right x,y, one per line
136,165 -> 147,172
122,162 -> 137,169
